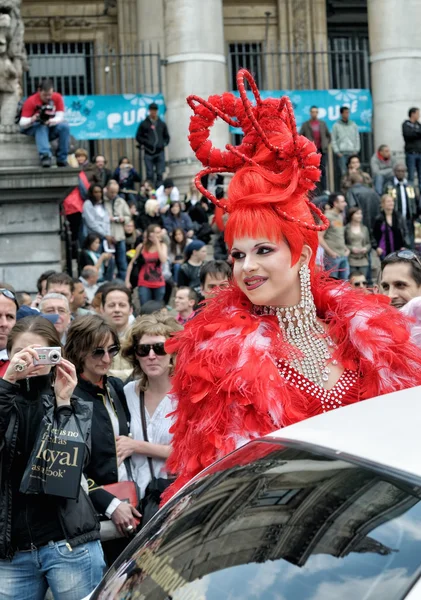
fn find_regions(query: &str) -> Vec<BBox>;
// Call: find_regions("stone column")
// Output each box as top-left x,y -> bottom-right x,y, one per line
164,0 -> 229,192
135,0 -> 166,93
277,0 -> 329,89
368,0 -> 421,156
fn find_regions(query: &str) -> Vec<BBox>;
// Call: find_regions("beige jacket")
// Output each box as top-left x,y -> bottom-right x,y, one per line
104,195 -> 132,242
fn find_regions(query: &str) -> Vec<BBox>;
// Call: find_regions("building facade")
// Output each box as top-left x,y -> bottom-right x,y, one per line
21,0 -> 421,190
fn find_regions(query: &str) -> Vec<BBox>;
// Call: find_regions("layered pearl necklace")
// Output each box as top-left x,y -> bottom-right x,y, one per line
254,264 -> 337,388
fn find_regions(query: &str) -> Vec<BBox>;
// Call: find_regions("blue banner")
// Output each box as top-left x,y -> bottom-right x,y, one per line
230,89 -> 372,134
64,94 -> 166,140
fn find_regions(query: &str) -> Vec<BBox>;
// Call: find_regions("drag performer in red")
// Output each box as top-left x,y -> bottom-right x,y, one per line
164,69 -> 421,498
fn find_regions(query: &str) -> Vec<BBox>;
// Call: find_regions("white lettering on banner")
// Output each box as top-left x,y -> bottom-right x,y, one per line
107,113 -> 122,129
107,107 -> 148,130
328,106 -> 340,120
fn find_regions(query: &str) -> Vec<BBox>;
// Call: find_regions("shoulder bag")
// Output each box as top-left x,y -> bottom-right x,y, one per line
139,391 -> 173,527
100,458 -> 140,541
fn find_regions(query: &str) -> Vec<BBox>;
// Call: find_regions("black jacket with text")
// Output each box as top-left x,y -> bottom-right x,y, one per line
0,376 -> 99,559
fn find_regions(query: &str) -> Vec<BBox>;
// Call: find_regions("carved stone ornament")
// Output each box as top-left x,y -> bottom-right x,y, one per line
0,0 -> 27,128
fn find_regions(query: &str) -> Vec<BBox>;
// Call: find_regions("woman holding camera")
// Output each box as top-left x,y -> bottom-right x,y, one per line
0,316 -> 105,600
117,314 -> 182,503
64,314 -> 141,565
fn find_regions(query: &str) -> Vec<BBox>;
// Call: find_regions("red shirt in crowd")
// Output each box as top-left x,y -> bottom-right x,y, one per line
310,119 -> 322,151
21,91 -> 65,118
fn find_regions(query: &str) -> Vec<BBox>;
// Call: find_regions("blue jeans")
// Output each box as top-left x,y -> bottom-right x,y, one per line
335,153 -> 353,190
0,540 -> 105,600
172,262 -> 181,285
405,152 -> 421,185
138,285 -> 165,306
144,151 -> 166,187
374,173 -> 386,195
115,240 -> 128,280
22,122 -> 70,162
324,255 -> 350,280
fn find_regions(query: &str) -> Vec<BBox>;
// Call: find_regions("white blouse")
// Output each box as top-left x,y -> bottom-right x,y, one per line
124,380 -> 175,499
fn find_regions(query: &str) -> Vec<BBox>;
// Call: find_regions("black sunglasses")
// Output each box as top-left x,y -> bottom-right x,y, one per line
0,288 -> 18,309
91,344 -> 120,359
386,250 -> 421,268
135,343 -> 167,357
353,281 -> 367,287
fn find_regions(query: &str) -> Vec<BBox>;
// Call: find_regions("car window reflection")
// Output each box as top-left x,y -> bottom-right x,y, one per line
96,443 -> 421,600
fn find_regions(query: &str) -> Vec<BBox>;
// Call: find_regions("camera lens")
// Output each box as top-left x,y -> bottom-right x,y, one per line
49,350 -> 61,363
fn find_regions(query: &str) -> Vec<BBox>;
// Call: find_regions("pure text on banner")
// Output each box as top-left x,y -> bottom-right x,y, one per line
229,89 -> 372,134
64,93 -> 166,140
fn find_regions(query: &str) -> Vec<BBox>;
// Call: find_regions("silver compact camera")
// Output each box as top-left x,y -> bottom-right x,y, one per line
33,347 -> 62,366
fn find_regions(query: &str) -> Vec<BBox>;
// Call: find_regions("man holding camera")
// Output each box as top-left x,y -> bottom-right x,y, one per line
19,80 -> 70,168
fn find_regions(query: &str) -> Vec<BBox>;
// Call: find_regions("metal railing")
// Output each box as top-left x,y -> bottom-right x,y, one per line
228,37 -> 373,171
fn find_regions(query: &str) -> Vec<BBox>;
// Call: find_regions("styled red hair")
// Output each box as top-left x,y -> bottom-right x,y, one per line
186,68 -> 328,270
225,166 -> 319,269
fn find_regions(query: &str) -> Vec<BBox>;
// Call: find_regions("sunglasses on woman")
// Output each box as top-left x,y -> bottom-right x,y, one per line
135,343 -> 167,357
91,344 -> 120,359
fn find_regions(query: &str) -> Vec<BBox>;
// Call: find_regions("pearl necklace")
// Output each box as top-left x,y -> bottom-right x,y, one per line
254,264 -> 337,388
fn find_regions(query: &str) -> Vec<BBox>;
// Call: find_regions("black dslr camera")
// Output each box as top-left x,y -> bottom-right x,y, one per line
36,104 -> 55,124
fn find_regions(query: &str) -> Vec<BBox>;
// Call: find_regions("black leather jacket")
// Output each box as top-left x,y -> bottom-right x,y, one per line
75,376 -> 130,515
135,117 -> 170,155
402,119 -> 421,153
0,376 -> 99,559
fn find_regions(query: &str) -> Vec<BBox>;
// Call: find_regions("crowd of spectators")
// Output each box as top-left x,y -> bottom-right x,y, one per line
3,96 -> 421,598
300,104 -> 421,294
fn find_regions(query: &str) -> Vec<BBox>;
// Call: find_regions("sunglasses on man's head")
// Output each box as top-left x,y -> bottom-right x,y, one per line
135,343 -> 167,357
0,288 -> 18,309
91,345 -> 120,359
386,250 -> 421,268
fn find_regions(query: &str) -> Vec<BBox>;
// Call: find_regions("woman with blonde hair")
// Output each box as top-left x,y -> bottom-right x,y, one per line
138,199 -> 163,232
116,313 -> 182,511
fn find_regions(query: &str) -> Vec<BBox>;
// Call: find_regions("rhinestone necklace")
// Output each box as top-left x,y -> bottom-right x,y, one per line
254,264 -> 337,388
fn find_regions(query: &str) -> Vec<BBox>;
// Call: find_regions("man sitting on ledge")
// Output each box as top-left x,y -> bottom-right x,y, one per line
19,79 -> 70,168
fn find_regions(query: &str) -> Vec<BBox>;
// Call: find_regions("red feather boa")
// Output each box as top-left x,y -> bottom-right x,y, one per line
163,276 -> 421,501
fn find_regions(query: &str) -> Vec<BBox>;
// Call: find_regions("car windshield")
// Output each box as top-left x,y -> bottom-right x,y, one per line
95,441 -> 421,600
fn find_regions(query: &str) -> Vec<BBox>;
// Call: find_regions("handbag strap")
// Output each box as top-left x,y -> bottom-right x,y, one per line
105,380 -> 135,484
139,390 -> 155,481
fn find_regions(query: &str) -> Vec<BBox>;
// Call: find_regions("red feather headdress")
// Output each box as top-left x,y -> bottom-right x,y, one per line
187,68 -> 329,232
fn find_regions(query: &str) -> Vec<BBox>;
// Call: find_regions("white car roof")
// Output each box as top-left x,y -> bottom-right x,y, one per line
268,385 -> 421,479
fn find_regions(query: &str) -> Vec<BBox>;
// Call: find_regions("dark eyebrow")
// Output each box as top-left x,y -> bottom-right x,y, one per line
383,280 -> 408,286
232,242 -> 275,252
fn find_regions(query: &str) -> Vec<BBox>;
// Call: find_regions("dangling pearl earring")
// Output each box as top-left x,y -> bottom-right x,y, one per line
299,263 -> 312,310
